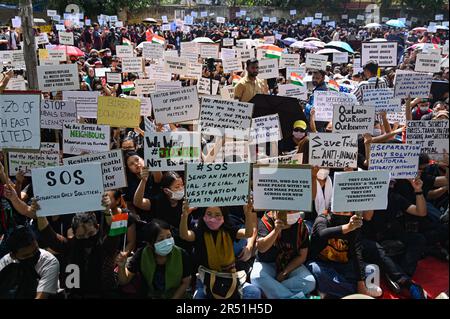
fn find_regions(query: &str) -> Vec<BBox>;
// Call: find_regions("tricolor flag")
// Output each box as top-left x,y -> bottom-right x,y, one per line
232,74 -> 241,86
122,38 -> 132,46
261,45 -> 283,59
121,81 -> 135,92
151,34 -> 165,45
328,79 -> 340,92
290,72 -> 304,86
109,213 -> 128,237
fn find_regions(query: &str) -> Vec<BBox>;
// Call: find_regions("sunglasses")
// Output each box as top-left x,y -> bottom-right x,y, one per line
293,128 -> 306,132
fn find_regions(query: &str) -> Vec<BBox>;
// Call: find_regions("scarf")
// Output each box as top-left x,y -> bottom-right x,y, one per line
315,177 -> 332,216
204,230 -> 235,272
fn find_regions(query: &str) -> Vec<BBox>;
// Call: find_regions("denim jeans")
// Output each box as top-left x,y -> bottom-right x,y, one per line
250,261 -> 316,299
193,278 -> 261,299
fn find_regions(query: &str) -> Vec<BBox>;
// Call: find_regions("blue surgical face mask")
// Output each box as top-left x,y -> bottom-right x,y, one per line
154,237 -> 174,256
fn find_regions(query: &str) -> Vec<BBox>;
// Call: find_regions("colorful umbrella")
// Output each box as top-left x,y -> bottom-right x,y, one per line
364,23 -> 382,29
48,45 -> 84,57
191,37 -> 214,43
412,27 -> 428,33
325,41 -> 355,54
309,40 -> 326,48
290,41 -> 318,50
316,48 -> 341,54
282,37 -> 298,46
386,19 -> 406,28
303,37 -> 321,42
369,38 -> 388,42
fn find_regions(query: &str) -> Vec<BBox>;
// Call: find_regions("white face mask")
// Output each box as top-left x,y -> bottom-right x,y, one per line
286,212 -> 302,225
372,128 -> 382,137
419,106 -> 429,112
167,189 -> 184,201
316,169 -> 330,180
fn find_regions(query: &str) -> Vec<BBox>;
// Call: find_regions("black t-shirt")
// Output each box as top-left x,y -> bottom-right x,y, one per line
149,193 -> 183,229
393,173 -> 436,204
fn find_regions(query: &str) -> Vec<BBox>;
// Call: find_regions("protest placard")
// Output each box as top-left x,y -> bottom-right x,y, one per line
63,149 -> 127,190
362,88 -> 402,113
257,58 -> 279,79
200,44 -> 219,59
62,91 -> 100,119
313,91 -> 358,122
387,107 -> 406,126
220,48 -> 236,60
150,87 -> 200,124
97,96 -> 140,128
331,170 -> 390,212
134,79 -> 156,95
332,103 -> 375,134
264,36 -> 275,44
63,123 -> 110,155
197,77 -> 220,95
290,10 -> 297,15
216,17 -> 226,24
142,42 -> 164,60
277,84 -> 307,100
393,70 -> 433,98
222,140 -> 250,162
156,81 -> 182,92
237,48 -> 255,61
41,99 -> 77,129
415,53 -> 442,73
36,34 -> 49,45
443,40 -> 449,55
368,143 -> 421,179
220,86 -> 235,101
58,32 -> 74,45
222,58 -> 243,73
305,53 -> 328,70
32,163 -> 104,217
361,42 -> 398,67
184,15 -> 194,25
106,72 -> 122,84
286,66 -> 306,79
309,133 -> 358,168
181,42 -> 199,55
406,120 -> 449,157
37,64 -> 80,92
94,67 -> 111,78
222,38 -> 234,47
5,77 -> 26,91
146,64 -> 172,82
0,93 -> 41,150
144,132 -> 201,171
116,45 -> 134,58
200,97 -> 254,138
39,49 -> 66,62
253,165 -> 312,211
47,9 -> 57,17
184,63 -> 203,80
121,57 -> 143,73
279,54 -> 300,69
185,162 -> 250,208
250,114 -> 282,144
8,142 -> 60,176
333,52 -> 349,64
164,56 -> 189,75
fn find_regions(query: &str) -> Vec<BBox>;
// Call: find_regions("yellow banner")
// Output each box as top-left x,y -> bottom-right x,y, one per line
35,25 -> 52,33
38,49 -> 49,60
97,96 -> 141,128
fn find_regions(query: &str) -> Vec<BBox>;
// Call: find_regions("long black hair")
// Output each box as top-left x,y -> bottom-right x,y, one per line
141,219 -> 171,247
196,206 -> 234,234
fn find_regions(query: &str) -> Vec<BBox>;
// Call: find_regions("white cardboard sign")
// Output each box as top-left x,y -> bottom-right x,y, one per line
309,133 -> 358,168
368,144 -> 421,179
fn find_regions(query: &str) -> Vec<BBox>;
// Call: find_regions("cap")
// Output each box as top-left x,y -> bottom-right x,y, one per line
293,120 -> 307,131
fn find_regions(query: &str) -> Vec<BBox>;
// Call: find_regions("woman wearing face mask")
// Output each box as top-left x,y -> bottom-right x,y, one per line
307,209 -> 382,298
250,211 -> 316,299
312,167 -> 332,223
180,202 -> 260,299
411,98 -> 433,120
116,219 -> 191,299
279,120 -> 309,164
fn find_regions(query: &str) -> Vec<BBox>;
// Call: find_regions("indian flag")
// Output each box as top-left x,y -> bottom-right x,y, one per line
122,38 -> 132,46
232,74 -> 241,86
109,213 -> 128,237
121,81 -> 135,92
328,79 -> 340,92
262,45 -> 283,59
152,34 -> 165,45
290,72 -> 304,86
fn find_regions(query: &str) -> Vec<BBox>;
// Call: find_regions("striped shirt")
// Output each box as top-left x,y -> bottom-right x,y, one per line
352,76 -> 389,103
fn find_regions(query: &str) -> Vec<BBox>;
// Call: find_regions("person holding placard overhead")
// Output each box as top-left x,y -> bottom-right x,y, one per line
304,69 -> 328,122
352,61 -> 388,103
234,58 -> 269,102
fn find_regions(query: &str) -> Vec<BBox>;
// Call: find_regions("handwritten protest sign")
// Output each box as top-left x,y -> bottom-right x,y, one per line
277,84 -> 307,100
406,120 -> 449,157
200,44 -> 219,59
253,165 -> 312,211
127,96 -> 152,117
333,52 -> 349,64
256,153 -> 303,165
200,97 -> 254,138
164,56 -> 189,75
94,68 -> 111,78
181,42 -> 199,55
39,49 -> 66,62
185,162 -> 250,208
121,57 -> 143,73
142,42 -> 164,60
237,48 -> 255,61
332,103 -> 375,134
220,86 -> 235,100
156,81 -> 182,92
309,133 -> 358,168
116,45 -> 134,58
36,34 -> 49,45
32,163 -> 104,217
394,70 -> 433,98
37,64 -> 80,92
185,63 -> 203,80
363,88 -> 402,113
222,58 -> 243,73
279,54 -> 300,69
250,114 -> 282,144
106,72 -> 122,84
197,77 -> 220,95
331,170 -> 390,212
58,32 -> 74,45
222,38 -> 234,47
313,91 -> 358,122
305,53 -> 328,71
368,143 -> 421,179
150,87 -> 200,124
63,123 -> 110,155
0,93 -> 41,150
62,91 -> 100,119
286,66 -> 306,79
97,96 -> 140,128
222,141 -> 250,162
146,64 -> 172,82
387,106 -> 406,126
361,42 -> 398,67
63,149 -> 127,190
415,53 -> 441,73
134,79 -> 156,95
257,58 -> 279,79
41,99 -> 77,129
220,48 -> 236,60
8,142 -> 60,176
144,132 -> 201,171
